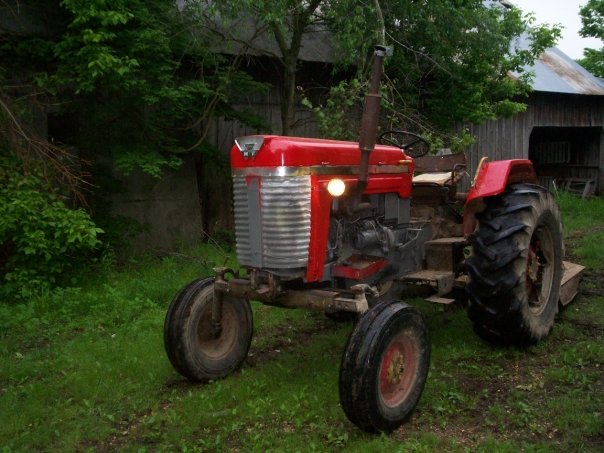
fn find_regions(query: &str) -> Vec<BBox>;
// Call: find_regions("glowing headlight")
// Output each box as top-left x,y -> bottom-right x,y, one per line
327,178 -> 346,197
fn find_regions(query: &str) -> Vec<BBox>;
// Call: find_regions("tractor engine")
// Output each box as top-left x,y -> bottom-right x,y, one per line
230,135 -> 423,289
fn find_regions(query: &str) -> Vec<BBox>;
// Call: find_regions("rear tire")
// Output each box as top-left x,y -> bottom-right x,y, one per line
164,278 -> 253,381
339,301 -> 430,433
465,184 -> 564,345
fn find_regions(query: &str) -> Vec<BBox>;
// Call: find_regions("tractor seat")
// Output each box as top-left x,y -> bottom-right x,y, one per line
413,153 -> 466,183
412,172 -> 455,185
412,153 -> 468,204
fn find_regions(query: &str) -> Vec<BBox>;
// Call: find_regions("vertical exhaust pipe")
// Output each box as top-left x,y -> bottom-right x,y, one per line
357,45 -> 387,202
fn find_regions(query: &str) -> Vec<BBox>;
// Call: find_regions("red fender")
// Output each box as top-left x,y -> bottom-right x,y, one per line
463,159 -> 538,235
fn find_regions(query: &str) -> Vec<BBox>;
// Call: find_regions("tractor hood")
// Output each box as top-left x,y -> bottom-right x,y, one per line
230,135 -> 411,170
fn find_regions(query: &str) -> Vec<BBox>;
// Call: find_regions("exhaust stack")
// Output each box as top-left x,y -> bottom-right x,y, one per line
357,45 -> 387,196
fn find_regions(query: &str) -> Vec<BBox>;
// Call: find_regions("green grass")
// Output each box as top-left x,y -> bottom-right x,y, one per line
558,191 -> 604,270
1,194 -> 603,452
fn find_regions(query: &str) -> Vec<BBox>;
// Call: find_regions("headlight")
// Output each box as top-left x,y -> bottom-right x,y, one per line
327,178 -> 346,197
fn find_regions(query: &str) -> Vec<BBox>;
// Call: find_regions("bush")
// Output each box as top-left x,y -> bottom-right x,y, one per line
0,170 -> 103,299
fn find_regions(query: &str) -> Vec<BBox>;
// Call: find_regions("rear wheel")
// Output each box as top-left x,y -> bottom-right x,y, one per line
164,278 -> 253,381
339,301 -> 430,433
465,184 -> 564,345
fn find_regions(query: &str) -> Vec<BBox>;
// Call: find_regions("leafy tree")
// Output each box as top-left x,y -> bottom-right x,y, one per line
578,0 -> 604,77
319,0 -> 560,141
196,0 -> 325,136
1,0 -> 268,171
205,0 -> 559,142
0,0 -> 268,297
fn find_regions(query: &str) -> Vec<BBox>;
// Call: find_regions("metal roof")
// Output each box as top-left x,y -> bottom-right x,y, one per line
511,22 -> 604,96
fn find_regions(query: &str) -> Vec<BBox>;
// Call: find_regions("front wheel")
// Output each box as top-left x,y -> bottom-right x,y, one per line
164,278 -> 253,381
465,184 -> 564,345
339,301 -> 430,433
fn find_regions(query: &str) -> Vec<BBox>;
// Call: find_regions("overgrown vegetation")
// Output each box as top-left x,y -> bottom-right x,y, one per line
0,0 -> 268,297
1,194 -> 602,451
302,0 -> 561,142
0,166 -> 102,299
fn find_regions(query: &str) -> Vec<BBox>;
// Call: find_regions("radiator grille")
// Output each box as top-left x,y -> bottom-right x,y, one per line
233,174 -> 311,271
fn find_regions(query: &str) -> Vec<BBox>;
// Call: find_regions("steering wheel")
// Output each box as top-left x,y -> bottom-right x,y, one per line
378,130 -> 430,158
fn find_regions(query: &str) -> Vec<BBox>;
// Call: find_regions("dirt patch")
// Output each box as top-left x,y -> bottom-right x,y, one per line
245,316 -> 344,368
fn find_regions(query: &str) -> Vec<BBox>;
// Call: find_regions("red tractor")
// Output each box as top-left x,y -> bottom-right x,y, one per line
164,47 -> 584,433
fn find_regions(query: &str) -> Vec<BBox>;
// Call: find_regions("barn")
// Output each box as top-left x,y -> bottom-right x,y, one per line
465,41 -> 604,197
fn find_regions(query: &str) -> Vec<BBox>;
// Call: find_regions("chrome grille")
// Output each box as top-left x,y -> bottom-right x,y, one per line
232,176 -> 252,265
233,174 -> 311,271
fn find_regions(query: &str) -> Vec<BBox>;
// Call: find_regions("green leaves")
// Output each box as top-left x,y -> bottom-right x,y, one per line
0,168 -> 102,299
316,0 -> 561,139
578,0 -> 604,77
579,0 -> 604,40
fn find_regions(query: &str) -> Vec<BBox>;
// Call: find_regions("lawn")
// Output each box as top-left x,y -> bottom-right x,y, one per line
1,193 -> 603,452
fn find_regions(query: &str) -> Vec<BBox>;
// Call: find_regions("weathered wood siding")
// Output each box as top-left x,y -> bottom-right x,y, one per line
465,92 -> 604,194
466,92 -> 604,165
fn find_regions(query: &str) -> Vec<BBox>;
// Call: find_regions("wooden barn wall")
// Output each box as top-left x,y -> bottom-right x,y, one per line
464,92 -> 604,194
205,86 -> 321,152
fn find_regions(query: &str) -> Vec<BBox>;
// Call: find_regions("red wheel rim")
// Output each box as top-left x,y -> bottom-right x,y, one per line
378,331 -> 418,408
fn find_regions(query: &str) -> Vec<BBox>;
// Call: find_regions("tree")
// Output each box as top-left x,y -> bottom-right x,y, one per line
255,0 -> 560,143
578,0 -> 604,77
320,0 -> 560,140
198,0 -> 326,136
0,0 -> 268,296
1,0 -> 268,173
193,1 -> 559,140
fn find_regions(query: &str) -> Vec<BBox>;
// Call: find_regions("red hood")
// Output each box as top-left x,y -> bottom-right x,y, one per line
230,135 -> 409,168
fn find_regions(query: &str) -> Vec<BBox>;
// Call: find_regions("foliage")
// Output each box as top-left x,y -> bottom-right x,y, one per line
578,0 -> 604,77
301,78 -> 363,141
1,0 -> 269,175
306,0 -> 560,142
197,0 -> 324,135
0,0 -> 270,294
0,160 -> 102,300
0,86 -> 102,299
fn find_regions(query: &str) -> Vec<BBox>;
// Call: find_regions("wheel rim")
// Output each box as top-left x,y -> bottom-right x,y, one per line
197,301 -> 238,360
526,224 -> 555,315
378,331 -> 418,408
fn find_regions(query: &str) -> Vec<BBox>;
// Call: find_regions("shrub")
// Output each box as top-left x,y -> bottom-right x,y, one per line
0,169 -> 103,299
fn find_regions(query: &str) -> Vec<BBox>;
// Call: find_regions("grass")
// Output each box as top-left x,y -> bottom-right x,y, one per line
1,193 -> 603,452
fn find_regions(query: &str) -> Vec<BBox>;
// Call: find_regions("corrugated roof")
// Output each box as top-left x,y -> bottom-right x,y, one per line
512,26 -> 604,95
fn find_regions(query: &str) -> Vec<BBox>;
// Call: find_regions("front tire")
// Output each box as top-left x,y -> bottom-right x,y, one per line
465,184 -> 564,345
164,278 -> 253,381
339,301 -> 430,433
